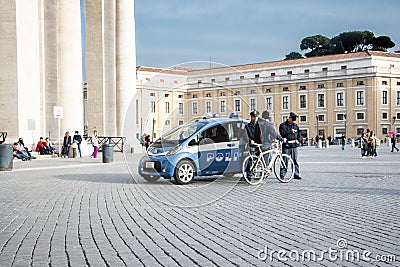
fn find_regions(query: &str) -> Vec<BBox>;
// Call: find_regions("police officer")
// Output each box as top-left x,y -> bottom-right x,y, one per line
279,112 -> 302,179
245,111 -> 261,178
245,110 -> 261,146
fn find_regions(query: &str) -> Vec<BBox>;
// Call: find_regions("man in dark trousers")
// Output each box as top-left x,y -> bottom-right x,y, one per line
245,111 -> 261,178
279,112 -> 302,179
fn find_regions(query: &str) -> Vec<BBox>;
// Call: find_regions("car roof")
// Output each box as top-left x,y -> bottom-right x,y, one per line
193,118 -> 247,125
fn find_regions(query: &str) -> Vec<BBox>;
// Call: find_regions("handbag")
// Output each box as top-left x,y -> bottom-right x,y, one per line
71,143 -> 78,149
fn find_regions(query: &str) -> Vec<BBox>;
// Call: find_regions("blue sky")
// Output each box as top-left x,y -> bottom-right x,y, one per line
134,0 -> 400,68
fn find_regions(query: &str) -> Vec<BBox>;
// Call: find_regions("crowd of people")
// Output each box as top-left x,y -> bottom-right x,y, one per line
11,130 -> 100,161
359,129 -> 380,158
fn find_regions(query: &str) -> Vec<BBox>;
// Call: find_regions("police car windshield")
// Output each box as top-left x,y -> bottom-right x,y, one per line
155,120 -> 207,146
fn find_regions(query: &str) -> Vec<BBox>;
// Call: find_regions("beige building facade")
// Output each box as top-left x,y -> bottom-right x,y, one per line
136,51 -> 400,145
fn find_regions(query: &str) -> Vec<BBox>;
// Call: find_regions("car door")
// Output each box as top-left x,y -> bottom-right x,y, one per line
198,123 -> 232,175
224,120 -> 248,173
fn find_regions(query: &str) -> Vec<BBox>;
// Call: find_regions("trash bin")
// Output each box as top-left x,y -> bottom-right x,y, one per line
0,144 -> 13,171
102,144 -> 114,163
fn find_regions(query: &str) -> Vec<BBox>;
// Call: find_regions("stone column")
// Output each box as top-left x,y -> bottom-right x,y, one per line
116,0 -> 136,144
56,0 -> 83,136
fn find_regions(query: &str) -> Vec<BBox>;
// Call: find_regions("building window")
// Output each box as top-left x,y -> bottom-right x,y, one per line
356,91 -> 365,106
150,92 -> 155,97
165,94 -> 169,97
240,75 -> 245,80
266,97 -> 272,110
235,99 -> 241,112
300,95 -> 307,109
282,96 -> 289,110
250,89 -> 256,94
192,94 -> 198,98
397,91 -> 400,105
337,83 -> 344,87
317,84 -> 325,89
282,116 -> 288,122
211,78 -> 216,82
220,92 -> 226,96
265,88 -> 271,93
382,128 -> 388,135
356,81 -> 364,86
271,73 -> 276,77
397,113 -> 400,120
165,102 -> 170,113
283,87 -> 289,91
151,101 -> 155,113
206,93 -> 211,97
287,71 -> 292,75
382,90 -> 388,105
206,101 -> 212,113
165,120 -> 170,125
255,74 -> 260,78
382,112 -> 388,120
304,69 -> 310,73
234,91 -> 240,95
220,101 -> 226,113
382,81 -> 387,85
300,115 -> 307,122
178,103 -> 183,114
317,114 -> 325,122
356,112 -> 365,120
322,67 -> 328,71
250,98 -> 256,111
160,79 -> 164,83
178,94 -> 183,98
336,92 -> 344,107
397,81 -> 400,86
357,128 -> 364,135
341,65 -> 347,70
299,85 -> 306,90
337,114 -> 345,121
192,102 -> 198,114
198,80 -> 202,84
178,120 -> 184,125
317,93 -> 325,108
225,77 -> 229,81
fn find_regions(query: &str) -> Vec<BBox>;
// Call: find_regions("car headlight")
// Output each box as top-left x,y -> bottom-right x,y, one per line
166,144 -> 182,155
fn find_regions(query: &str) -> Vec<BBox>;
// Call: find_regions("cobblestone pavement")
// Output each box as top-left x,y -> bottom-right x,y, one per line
0,146 -> 399,266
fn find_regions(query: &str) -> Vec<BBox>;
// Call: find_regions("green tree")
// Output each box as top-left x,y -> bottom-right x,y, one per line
300,35 -> 332,57
284,51 -> 303,60
370,36 -> 395,51
330,31 -> 375,53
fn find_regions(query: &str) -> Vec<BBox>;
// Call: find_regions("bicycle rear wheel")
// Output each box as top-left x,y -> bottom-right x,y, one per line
242,155 -> 265,185
273,154 -> 294,183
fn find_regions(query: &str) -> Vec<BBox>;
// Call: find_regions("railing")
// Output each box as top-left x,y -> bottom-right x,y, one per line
0,132 -> 7,143
85,136 -> 126,152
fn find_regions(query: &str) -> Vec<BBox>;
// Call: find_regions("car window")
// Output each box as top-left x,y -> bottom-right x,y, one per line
229,121 -> 247,141
200,124 -> 229,144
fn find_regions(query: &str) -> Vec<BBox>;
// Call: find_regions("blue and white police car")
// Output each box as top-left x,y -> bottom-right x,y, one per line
138,117 -> 249,184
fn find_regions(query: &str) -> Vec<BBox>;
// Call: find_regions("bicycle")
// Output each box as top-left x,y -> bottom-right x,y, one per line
242,140 -> 295,185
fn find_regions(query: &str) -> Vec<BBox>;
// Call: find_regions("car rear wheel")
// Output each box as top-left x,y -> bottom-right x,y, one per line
174,160 -> 195,185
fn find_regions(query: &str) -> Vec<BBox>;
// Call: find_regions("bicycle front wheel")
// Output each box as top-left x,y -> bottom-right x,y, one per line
242,155 -> 265,185
273,154 -> 294,183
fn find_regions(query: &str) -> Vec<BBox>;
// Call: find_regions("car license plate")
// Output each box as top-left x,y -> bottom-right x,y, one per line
145,162 -> 154,168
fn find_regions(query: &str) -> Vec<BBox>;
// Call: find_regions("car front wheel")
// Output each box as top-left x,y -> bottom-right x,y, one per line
174,160 -> 195,185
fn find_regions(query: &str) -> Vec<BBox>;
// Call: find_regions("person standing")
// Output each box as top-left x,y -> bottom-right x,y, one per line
62,131 -> 71,158
73,130 -> 83,157
91,130 -> 99,159
341,134 -> 346,150
244,110 -> 261,178
258,110 -> 285,166
391,134 -> 399,152
144,134 -> 151,149
279,112 -> 302,179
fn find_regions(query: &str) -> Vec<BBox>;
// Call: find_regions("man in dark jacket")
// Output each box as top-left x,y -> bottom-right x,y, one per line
244,111 -> 261,178
279,112 -> 302,179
